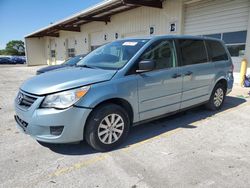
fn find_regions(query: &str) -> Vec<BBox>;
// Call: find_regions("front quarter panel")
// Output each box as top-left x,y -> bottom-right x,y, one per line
75,75 -> 140,123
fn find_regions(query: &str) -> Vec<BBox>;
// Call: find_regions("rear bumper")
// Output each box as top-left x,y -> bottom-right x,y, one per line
15,104 -> 92,143
226,73 -> 234,94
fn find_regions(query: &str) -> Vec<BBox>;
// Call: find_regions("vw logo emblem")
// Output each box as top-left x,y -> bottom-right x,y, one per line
17,93 -> 24,105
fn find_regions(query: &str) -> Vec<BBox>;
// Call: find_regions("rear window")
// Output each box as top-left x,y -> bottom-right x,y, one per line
178,39 -> 208,66
206,40 -> 228,62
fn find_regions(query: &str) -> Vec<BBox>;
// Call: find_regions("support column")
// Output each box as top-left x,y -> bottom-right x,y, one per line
164,0 -> 184,35
244,6 -> 250,73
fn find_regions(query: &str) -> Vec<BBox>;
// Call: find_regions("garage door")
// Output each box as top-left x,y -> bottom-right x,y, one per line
184,0 -> 250,35
90,31 -> 104,51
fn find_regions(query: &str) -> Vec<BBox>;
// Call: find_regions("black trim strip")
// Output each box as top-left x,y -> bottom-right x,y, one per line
73,105 -> 93,109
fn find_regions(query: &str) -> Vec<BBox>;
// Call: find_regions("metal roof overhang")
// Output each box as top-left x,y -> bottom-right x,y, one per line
26,0 -> 163,38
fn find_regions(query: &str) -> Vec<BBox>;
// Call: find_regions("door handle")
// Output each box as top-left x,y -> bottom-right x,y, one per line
185,71 -> 193,76
172,73 -> 182,78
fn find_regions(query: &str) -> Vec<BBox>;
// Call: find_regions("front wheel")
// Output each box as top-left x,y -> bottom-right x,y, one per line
85,104 -> 130,151
206,83 -> 226,110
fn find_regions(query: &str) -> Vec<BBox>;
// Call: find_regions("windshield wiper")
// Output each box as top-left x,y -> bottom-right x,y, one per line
76,64 -> 95,69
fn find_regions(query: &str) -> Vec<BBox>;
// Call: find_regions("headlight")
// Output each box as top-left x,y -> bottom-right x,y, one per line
41,86 -> 90,109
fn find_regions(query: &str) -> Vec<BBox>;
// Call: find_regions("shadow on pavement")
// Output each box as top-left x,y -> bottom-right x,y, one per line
40,96 -> 246,155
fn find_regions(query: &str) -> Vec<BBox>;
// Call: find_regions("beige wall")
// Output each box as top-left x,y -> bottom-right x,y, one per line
26,0 -> 250,69
25,38 -> 46,66
32,0 -> 184,66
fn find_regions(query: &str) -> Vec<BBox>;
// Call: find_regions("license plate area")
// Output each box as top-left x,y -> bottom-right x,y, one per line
14,115 -> 28,131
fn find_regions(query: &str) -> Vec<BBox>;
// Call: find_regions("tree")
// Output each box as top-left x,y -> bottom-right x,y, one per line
1,40 -> 25,56
0,49 -> 7,55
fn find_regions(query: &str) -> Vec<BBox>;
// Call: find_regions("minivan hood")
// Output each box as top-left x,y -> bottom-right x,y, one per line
21,67 -> 117,95
36,64 -> 67,74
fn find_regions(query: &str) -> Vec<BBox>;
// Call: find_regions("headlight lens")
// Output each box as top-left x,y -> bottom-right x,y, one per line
41,86 -> 90,109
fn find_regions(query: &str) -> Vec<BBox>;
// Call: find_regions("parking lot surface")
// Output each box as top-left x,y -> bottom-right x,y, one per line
0,65 -> 250,188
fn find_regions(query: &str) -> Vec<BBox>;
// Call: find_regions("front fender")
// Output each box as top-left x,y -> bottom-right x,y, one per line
75,76 -> 140,123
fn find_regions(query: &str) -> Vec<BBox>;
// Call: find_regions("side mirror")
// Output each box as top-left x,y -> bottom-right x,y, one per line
136,60 -> 155,73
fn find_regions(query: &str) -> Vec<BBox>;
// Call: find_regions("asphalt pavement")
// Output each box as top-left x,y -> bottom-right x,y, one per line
0,65 -> 250,188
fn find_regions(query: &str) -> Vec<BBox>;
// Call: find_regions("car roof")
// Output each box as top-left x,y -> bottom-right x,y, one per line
120,35 -> 222,42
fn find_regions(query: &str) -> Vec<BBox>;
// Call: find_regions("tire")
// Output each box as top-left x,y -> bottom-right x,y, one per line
85,104 -> 130,152
206,83 -> 226,111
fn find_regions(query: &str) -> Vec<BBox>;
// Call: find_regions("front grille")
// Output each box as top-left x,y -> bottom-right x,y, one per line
16,91 -> 37,109
15,115 -> 28,128
14,115 -> 28,131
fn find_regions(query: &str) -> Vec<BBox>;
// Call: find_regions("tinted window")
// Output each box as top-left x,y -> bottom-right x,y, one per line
179,39 -> 208,66
206,40 -> 228,61
140,40 -> 176,70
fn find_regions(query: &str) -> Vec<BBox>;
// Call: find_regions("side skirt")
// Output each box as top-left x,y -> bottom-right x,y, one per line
132,101 -> 208,126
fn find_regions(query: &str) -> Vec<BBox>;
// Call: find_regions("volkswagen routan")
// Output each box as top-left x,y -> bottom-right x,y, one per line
14,35 -> 234,151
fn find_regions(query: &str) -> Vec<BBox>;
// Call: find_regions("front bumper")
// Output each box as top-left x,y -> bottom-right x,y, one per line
14,91 -> 91,143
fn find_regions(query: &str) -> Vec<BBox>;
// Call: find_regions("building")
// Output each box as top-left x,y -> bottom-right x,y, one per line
25,0 -> 250,74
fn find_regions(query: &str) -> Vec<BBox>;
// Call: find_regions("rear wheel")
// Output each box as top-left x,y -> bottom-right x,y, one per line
85,104 -> 130,151
206,83 -> 226,110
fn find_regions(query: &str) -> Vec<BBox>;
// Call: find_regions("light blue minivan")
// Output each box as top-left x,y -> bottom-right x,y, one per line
14,35 -> 234,151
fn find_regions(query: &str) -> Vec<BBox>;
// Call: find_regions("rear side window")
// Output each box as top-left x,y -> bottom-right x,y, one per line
178,39 -> 208,66
206,40 -> 228,62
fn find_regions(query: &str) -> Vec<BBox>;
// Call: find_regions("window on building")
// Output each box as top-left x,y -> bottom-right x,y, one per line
227,44 -> 245,57
203,31 -> 247,57
204,33 -> 222,40
222,31 -> 247,44
223,31 -> 247,57
140,40 -> 176,70
206,40 -> 228,62
50,50 -> 56,58
68,48 -> 75,57
178,39 -> 208,66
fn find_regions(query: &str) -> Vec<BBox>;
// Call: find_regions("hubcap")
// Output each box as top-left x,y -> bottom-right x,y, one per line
214,88 -> 224,107
98,114 -> 124,144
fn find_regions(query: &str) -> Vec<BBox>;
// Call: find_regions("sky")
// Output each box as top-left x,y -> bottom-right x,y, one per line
0,0 -> 102,49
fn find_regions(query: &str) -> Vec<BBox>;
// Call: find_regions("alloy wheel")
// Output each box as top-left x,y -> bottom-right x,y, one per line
214,88 -> 224,107
97,114 -> 124,144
